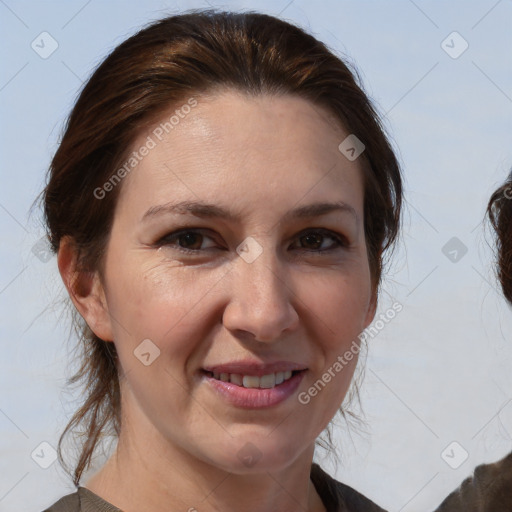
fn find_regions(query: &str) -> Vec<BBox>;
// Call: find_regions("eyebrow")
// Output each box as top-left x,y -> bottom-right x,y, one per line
141,200 -> 358,223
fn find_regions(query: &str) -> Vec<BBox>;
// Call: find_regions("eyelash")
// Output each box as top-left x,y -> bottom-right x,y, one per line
155,228 -> 349,255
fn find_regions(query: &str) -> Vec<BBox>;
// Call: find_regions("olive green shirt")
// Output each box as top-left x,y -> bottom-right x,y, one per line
432,451 -> 512,512
42,463 -> 387,512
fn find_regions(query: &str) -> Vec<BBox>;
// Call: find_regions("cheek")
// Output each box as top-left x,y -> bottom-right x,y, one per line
105,261 -> 220,411
104,257 -> 225,354
299,268 -> 372,347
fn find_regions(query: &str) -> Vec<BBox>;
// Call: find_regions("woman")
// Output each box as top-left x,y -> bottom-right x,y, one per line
41,9 -> 402,512
433,177 -> 512,511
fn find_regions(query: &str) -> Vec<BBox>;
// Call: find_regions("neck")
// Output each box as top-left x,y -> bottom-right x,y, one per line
85,428 -> 326,512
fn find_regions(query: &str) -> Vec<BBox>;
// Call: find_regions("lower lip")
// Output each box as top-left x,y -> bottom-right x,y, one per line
201,371 -> 306,409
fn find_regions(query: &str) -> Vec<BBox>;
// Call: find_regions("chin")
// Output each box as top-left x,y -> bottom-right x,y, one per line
203,435 -> 308,475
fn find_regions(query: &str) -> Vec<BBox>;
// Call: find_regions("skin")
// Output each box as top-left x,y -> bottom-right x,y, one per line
59,90 -> 377,512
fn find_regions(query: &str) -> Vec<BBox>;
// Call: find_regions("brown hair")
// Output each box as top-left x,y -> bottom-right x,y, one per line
42,9 -> 402,485
487,172 -> 512,303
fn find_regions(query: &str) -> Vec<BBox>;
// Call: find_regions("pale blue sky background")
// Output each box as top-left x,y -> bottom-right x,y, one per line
1,1 -> 511,511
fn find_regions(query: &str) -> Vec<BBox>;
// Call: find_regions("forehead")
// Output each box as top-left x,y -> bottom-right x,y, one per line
115,90 -> 365,218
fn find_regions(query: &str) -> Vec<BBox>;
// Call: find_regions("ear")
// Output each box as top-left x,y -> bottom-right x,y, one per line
57,236 -> 114,342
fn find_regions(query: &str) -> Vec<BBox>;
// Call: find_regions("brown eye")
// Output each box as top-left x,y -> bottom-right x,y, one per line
300,232 -> 323,249
177,232 -> 203,250
294,229 -> 346,252
157,229 -> 219,253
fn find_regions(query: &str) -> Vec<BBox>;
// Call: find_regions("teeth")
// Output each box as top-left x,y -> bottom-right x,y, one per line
243,375 -> 261,388
259,374 -> 276,388
208,370 -> 298,388
230,374 -> 243,386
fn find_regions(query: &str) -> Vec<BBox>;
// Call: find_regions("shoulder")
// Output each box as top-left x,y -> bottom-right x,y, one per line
42,486 -> 123,512
42,490 -> 80,512
311,463 -> 388,512
433,450 -> 512,512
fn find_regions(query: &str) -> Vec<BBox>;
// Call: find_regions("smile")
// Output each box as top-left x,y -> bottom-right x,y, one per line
204,370 -> 297,389
200,369 -> 306,409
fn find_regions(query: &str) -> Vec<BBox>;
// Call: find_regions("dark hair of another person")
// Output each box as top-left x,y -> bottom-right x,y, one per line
487,173 -> 512,304
41,9 -> 403,485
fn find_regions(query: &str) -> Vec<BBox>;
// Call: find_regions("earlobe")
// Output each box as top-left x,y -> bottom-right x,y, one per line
57,237 -> 114,342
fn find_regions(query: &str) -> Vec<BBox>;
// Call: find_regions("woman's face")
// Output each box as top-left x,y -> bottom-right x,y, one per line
93,90 -> 376,472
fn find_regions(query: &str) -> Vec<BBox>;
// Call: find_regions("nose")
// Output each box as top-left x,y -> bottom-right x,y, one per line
222,245 -> 299,343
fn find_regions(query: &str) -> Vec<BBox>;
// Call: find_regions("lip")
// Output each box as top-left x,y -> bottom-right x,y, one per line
202,360 -> 308,377
201,369 -> 306,409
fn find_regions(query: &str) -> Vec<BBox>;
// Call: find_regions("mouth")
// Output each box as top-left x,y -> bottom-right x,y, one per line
201,369 -> 305,389
199,368 -> 307,408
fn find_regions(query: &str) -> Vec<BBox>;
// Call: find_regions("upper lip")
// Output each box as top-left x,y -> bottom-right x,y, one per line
202,360 -> 308,377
